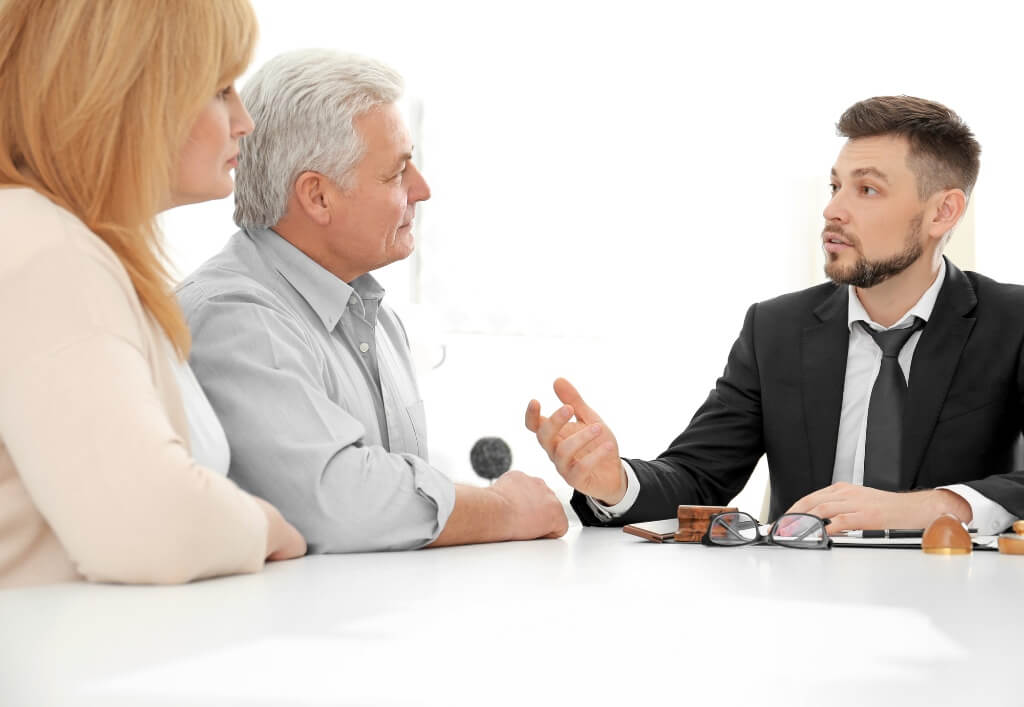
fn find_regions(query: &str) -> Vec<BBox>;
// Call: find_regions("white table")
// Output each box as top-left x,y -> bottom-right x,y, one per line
2,521 -> 1022,706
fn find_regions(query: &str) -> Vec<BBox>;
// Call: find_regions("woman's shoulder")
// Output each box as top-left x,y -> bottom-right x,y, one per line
0,187 -> 127,277
0,187 -> 147,342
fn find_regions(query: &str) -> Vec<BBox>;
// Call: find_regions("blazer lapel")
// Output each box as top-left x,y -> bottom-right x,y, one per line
802,286 -> 850,492
903,259 -> 977,488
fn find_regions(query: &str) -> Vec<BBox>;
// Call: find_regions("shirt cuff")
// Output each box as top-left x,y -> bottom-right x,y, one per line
585,460 -> 640,520
940,484 -> 1017,535
406,454 -> 457,546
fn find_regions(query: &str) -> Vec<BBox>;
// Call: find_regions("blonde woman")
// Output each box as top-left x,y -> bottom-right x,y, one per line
0,0 -> 306,587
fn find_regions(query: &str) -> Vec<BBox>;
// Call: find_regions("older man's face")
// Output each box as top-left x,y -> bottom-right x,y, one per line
328,102 -> 430,280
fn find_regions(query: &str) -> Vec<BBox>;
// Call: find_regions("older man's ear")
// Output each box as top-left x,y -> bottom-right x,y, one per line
293,171 -> 332,226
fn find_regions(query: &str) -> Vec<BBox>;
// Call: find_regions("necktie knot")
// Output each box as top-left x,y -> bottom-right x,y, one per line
858,317 -> 924,358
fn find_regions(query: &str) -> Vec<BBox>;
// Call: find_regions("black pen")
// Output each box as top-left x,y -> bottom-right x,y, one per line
854,529 -> 923,539
843,528 -> 978,538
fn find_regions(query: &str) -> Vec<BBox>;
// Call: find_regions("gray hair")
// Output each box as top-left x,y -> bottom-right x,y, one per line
233,49 -> 403,229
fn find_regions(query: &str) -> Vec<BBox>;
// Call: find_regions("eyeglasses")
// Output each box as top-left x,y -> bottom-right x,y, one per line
701,511 -> 833,550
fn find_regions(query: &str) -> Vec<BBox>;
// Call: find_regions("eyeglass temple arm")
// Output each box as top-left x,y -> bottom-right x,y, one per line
718,516 -> 761,542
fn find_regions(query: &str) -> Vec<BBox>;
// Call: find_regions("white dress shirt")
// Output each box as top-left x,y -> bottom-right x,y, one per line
170,353 -> 231,477
591,259 -> 1017,534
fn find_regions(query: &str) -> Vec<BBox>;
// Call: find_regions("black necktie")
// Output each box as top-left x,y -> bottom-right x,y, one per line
858,317 -> 925,491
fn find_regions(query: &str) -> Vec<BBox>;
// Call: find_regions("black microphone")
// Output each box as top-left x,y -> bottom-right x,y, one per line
470,437 -> 512,481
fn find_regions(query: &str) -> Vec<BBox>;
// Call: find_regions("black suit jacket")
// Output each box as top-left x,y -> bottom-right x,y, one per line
572,260 -> 1024,525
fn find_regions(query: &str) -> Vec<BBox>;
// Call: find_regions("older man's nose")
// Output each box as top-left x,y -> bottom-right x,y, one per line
406,162 -> 430,202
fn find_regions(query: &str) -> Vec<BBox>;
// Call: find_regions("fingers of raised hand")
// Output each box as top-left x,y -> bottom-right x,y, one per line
553,378 -> 603,424
535,404 -> 575,458
572,439 -> 618,477
553,423 -> 604,472
573,440 -> 622,503
524,399 -> 542,433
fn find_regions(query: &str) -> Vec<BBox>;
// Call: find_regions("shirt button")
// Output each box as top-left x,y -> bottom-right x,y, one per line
349,295 -> 358,306
359,342 -> 370,353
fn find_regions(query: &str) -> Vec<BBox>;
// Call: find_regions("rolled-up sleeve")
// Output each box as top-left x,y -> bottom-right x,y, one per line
182,289 -> 455,553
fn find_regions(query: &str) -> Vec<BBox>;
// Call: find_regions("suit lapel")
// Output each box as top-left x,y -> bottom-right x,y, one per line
802,286 -> 850,492
903,260 -> 977,488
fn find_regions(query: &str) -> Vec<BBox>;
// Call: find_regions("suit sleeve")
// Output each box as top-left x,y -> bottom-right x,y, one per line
960,336 -> 1024,518
572,304 -> 766,525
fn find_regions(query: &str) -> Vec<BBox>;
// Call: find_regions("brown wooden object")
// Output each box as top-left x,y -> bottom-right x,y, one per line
674,505 -> 738,543
921,514 -> 972,555
999,519 -> 1024,555
998,535 -> 1024,555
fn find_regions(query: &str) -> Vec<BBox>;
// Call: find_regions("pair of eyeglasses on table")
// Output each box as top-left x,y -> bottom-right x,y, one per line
701,511 -> 833,550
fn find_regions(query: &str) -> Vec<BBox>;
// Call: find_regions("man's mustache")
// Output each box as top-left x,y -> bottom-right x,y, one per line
822,226 -> 858,247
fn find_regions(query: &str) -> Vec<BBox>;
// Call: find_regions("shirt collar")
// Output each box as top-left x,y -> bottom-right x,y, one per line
847,257 -> 947,332
349,273 -> 386,327
246,226 -> 385,331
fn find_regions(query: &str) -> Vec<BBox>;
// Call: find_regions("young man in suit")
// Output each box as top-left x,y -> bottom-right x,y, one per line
526,95 -> 1023,535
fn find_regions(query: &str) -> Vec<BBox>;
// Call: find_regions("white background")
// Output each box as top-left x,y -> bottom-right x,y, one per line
160,0 -> 1024,513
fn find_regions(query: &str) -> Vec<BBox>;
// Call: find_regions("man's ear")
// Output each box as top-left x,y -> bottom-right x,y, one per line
294,171 -> 332,226
928,188 -> 967,239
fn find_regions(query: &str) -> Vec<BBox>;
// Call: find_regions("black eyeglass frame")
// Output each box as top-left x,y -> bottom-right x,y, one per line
700,511 -> 833,550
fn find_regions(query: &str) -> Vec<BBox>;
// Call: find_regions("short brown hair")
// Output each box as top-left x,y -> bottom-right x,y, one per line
836,96 -> 980,200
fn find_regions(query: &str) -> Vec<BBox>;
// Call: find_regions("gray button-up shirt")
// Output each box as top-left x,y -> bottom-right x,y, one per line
176,227 -> 455,552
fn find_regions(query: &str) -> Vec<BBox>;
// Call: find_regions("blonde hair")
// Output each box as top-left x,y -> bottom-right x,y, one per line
0,0 -> 258,357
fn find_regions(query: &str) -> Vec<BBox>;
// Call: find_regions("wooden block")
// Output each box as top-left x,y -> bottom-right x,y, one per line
674,505 -> 737,543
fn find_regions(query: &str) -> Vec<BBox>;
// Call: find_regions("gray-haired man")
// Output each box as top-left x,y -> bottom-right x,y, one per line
178,50 -> 567,552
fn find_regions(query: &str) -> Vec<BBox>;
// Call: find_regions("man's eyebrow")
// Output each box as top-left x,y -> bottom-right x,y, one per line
830,166 -> 889,182
390,150 -> 413,171
850,167 -> 889,182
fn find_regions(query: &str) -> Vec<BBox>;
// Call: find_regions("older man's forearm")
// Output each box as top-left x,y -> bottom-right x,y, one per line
427,472 -> 569,547
427,485 -> 513,547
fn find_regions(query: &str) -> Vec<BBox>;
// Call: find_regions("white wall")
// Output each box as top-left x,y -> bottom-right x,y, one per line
160,0 -> 1024,512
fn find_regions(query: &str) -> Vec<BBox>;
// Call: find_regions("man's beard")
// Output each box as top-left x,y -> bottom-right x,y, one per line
824,213 -> 925,288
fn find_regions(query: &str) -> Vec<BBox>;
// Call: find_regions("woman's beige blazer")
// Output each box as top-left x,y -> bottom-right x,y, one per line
0,188 -> 267,587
